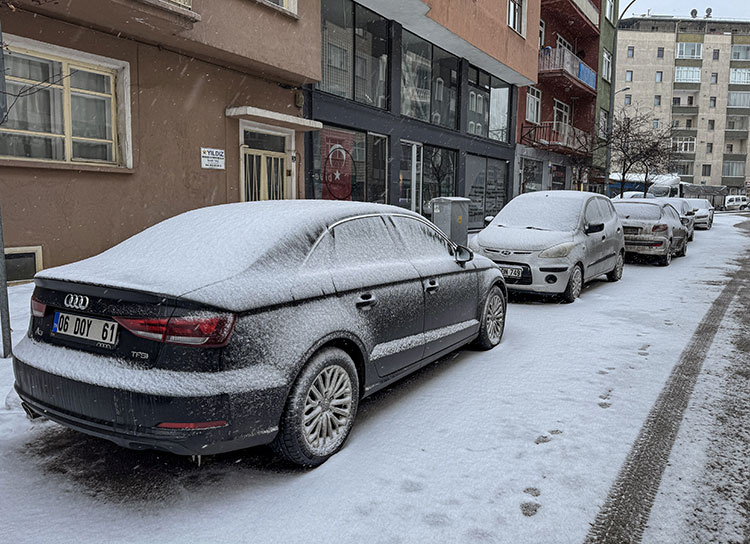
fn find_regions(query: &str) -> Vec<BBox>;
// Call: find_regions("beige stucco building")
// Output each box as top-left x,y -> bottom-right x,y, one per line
615,14 -> 750,196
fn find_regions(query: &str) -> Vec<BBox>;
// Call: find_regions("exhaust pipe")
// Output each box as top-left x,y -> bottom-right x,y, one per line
21,402 -> 42,420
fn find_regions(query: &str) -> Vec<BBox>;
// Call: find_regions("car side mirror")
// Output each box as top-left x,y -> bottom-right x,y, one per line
455,245 -> 474,263
484,215 -> 495,227
585,222 -> 604,234
686,210 -> 695,216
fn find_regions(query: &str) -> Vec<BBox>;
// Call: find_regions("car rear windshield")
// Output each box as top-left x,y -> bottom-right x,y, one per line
686,199 -> 709,209
614,203 -> 661,220
492,196 -> 582,231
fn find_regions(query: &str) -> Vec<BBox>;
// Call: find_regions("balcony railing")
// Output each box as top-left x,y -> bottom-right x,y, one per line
539,48 -> 597,91
522,122 -> 591,154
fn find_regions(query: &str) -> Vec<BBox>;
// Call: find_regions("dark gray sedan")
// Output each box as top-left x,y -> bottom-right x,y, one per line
13,201 -> 506,466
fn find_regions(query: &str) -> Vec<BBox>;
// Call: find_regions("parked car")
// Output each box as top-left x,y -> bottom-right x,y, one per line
13,201 -> 507,467
469,191 -> 625,303
685,198 -> 715,229
611,191 -> 656,200
723,195 -> 748,211
655,197 -> 696,241
613,200 -> 688,266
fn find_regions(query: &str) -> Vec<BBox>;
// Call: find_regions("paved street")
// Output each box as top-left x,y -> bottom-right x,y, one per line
1,213 -> 748,544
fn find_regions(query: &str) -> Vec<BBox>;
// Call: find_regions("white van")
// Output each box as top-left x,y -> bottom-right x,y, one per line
724,195 -> 748,210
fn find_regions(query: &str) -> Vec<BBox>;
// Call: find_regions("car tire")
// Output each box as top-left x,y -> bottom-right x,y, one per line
271,347 -> 359,467
677,237 -> 687,257
474,285 -> 506,350
607,252 -> 624,282
688,231 -> 694,242
561,264 -> 583,303
657,242 -> 672,266
708,219 -> 713,230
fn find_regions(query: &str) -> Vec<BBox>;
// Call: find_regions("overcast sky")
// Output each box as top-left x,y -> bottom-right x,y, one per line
622,0 -> 750,20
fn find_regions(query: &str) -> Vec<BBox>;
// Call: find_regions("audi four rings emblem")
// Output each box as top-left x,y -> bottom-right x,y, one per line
64,294 -> 90,310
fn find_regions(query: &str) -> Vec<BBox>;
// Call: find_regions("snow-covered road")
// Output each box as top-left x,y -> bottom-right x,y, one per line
1,213 -> 748,544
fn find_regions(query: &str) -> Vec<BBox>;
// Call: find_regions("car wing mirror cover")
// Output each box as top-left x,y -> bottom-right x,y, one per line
484,215 -> 495,227
585,222 -> 605,234
455,245 -> 474,263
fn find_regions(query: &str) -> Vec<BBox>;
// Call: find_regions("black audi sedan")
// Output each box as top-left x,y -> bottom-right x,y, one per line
14,201 -> 506,466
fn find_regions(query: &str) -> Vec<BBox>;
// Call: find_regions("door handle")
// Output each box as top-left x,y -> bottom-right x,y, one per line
601,235 -> 606,241
425,278 -> 440,293
355,293 -> 377,309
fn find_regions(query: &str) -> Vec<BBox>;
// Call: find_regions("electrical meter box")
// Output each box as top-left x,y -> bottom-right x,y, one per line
430,197 -> 470,247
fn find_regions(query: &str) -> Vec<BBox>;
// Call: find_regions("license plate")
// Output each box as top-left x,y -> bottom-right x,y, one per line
52,312 -> 119,345
499,266 -> 523,278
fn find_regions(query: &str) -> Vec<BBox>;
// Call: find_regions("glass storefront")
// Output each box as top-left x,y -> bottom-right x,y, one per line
521,158 -> 543,193
551,164 -> 566,190
466,155 -> 508,228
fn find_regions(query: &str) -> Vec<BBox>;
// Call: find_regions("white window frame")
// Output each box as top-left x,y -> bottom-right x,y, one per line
730,68 -> 750,85
731,45 -> 750,60
722,161 -> 745,177
674,66 -> 701,83
671,137 -> 696,153
627,46 -> 634,58
257,0 -> 298,15
728,91 -> 750,108
556,34 -> 573,53
539,19 -> 546,49
605,0 -> 614,22
526,87 -> 541,124
553,99 -> 570,132
1,34 -> 132,168
507,0 -> 526,36
602,49 -> 612,82
676,42 -> 702,59
656,71 -> 663,82
625,70 -> 633,82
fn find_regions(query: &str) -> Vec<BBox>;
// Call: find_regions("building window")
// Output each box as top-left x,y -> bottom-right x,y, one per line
708,120 -> 715,130
526,87 -> 541,124
674,161 -> 693,176
701,164 -> 711,177
675,66 -> 701,83
672,137 -> 696,153
711,72 -> 718,84
656,71 -> 663,82
673,97 -> 681,106
320,0 -> 389,109
602,49 -> 612,82
654,95 -> 662,106
401,30 -> 459,129
731,45 -> 750,60
466,66 -> 510,141
1,45 -> 124,164
712,49 -> 720,60
599,109 -> 609,139
729,91 -> 750,108
657,47 -> 665,58
4,246 -> 43,283
554,99 -> 570,133
262,0 -> 297,13
625,70 -> 633,82
627,46 -> 634,58
676,42 -> 702,59
730,68 -> 750,85
312,126 -> 388,203
605,0 -> 614,22
706,143 -> 713,153
686,119 -> 692,128
520,157 -> 543,193
539,19 -> 545,49
673,120 -> 680,128
624,94 -> 632,105
723,161 -> 745,177
708,96 -> 716,108
508,0 -> 524,35
653,119 -> 660,128
726,143 -> 734,153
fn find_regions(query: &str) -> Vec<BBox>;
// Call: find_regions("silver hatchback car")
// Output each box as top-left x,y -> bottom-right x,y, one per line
470,191 -> 625,303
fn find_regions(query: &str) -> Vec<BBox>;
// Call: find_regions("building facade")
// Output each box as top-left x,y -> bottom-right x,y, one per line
617,14 -> 750,196
305,0 -> 540,230
514,0 -> 618,195
0,0 -> 322,280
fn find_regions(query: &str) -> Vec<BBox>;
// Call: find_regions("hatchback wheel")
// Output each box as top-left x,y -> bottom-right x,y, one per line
272,347 -> 358,467
657,242 -> 672,266
475,285 -> 506,350
562,264 -> 583,303
607,252 -> 624,282
677,238 -> 687,257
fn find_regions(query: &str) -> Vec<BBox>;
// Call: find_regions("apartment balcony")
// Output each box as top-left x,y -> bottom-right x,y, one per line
672,105 -> 699,115
725,128 -> 749,139
673,128 -> 698,138
538,48 -> 597,97
723,153 -> 748,162
721,176 -> 747,187
521,122 -> 592,156
541,0 -> 600,37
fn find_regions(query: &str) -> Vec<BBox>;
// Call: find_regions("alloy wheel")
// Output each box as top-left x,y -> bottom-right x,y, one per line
302,365 -> 353,455
571,266 -> 583,299
485,294 -> 505,345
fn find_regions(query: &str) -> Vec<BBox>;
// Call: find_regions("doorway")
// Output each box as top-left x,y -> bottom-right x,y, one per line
400,141 -> 423,213
241,129 -> 290,201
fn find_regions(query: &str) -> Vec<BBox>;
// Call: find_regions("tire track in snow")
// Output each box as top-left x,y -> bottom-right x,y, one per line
584,250 -> 750,544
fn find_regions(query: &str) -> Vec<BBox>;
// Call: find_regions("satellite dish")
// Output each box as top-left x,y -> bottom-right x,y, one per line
705,7 -> 712,18
690,8 -> 698,18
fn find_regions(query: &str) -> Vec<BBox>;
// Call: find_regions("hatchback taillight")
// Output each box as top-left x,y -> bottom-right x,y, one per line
31,296 -> 47,318
652,224 -> 668,232
114,313 -> 235,347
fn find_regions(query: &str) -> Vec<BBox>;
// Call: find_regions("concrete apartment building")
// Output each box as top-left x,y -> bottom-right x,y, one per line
515,0 -> 618,194
616,13 -> 750,196
0,0 -> 322,281
305,0 -> 541,230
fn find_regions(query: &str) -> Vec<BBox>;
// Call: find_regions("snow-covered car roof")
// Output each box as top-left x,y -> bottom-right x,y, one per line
37,200 -> 420,309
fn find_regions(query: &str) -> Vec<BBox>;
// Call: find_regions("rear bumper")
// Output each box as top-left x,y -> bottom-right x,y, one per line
624,235 -> 669,256
13,352 -> 287,456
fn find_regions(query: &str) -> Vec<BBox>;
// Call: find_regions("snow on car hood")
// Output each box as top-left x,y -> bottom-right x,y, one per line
37,200 -> 415,311
475,226 -> 573,251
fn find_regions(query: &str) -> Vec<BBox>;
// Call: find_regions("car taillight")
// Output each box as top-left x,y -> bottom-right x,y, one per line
31,296 -> 47,318
114,313 -> 235,347
652,224 -> 668,232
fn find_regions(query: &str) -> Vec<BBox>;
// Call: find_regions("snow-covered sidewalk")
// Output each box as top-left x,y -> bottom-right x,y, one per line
0,214 -> 748,544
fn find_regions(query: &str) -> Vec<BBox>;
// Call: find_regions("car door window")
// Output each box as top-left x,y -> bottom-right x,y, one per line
594,198 -> 614,222
389,216 -> 454,260
584,200 -> 603,226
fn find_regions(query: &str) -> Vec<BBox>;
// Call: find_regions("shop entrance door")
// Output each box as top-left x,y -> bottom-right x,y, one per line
399,141 -> 423,213
242,148 -> 287,201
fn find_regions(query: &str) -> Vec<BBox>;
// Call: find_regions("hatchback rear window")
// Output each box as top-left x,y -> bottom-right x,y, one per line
614,203 -> 661,220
